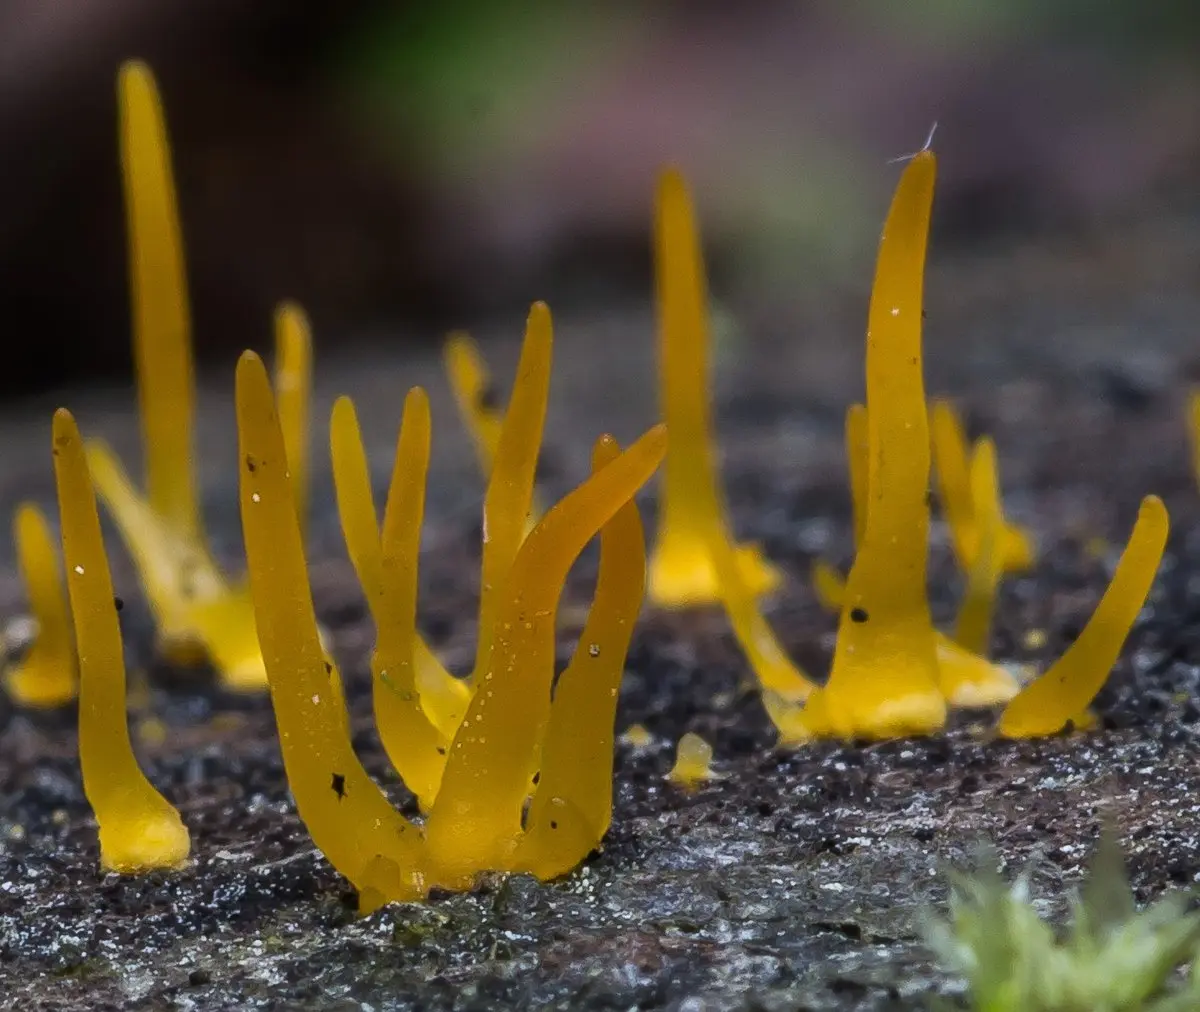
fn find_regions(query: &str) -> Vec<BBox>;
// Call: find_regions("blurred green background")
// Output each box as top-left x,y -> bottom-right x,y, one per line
0,0 -> 1196,395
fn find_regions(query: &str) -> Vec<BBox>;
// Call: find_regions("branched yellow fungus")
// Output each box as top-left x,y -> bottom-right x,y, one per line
647,168 -> 781,608
998,495 -> 1167,738
5,503 -> 78,707
331,388 -> 464,808
241,334 -> 665,904
666,733 -> 720,791
51,409 -> 190,873
931,399 -> 1033,575
89,61 -> 313,693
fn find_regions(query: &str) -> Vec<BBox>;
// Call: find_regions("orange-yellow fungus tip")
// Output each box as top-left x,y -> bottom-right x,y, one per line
51,408 -> 189,872
5,503 -> 78,707
998,495 -> 1168,738
648,166 -> 781,609
667,732 -> 720,791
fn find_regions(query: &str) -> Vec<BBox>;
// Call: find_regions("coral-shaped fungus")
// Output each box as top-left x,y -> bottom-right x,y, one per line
51,409 -> 190,872
646,169 -> 782,608
708,151 -> 1168,743
237,309 -> 666,908
5,503 -> 78,707
85,61 -> 312,692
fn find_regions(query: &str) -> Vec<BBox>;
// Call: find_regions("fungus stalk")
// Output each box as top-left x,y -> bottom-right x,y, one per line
647,169 -> 781,608
52,409 -> 189,873
6,504 -> 78,707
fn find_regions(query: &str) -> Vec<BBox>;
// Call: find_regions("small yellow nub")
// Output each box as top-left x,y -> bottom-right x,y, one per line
647,168 -> 781,608
52,409 -> 189,873
667,733 -> 719,791
6,503 -> 78,707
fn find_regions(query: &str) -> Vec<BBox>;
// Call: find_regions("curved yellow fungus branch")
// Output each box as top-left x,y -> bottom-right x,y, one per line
647,168 -> 781,608
998,495 -> 1168,738
516,434 -> 648,877
425,423 -> 666,884
52,409 -> 189,873
89,63 -> 314,693
931,399 -> 1033,575
6,504 -> 78,707
954,438 -> 1002,656
784,152 -> 945,742
237,352 -> 427,909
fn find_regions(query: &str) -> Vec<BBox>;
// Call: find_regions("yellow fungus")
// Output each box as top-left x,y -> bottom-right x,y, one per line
238,352 -> 428,907
998,496 -> 1167,738
845,402 -> 868,547
91,62 -> 315,693
425,424 -> 666,884
647,168 -> 781,608
515,434 -> 647,875
954,438 -> 1002,656
781,153 -> 945,742
931,399 -> 1033,574
275,302 -> 312,538
619,723 -> 655,749
443,331 -> 542,533
330,390 -> 459,808
242,320 -> 665,903
51,408 -> 189,873
6,503 -> 77,707
666,733 -> 719,790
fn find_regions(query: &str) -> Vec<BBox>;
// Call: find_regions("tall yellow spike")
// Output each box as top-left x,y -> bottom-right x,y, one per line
119,60 -> 200,542
6,504 -> 78,708
648,168 -> 781,608
425,425 -> 667,883
517,435 -> 647,878
237,352 -> 426,908
52,409 -> 189,872
789,152 -> 945,742
998,495 -> 1167,738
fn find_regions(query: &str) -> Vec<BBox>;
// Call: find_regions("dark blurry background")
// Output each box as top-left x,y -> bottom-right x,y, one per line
1,0 -> 1198,398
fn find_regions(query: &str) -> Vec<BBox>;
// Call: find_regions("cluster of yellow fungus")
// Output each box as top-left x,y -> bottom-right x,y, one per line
9,53 -> 1186,905
239,302 -> 666,909
81,61 -> 313,693
663,152 -> 1168,743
